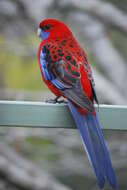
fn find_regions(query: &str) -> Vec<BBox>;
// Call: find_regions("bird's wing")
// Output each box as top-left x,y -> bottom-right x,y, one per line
82,52 -> 99,105
40,43 -> 94,113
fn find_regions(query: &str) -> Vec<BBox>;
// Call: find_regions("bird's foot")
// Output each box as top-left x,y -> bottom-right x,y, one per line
45,98 -> 58,104
45,97 -> 67,104
56,99 -> 67,104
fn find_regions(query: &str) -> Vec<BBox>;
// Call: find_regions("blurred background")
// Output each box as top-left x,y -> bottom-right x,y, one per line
0,0 -> 127,189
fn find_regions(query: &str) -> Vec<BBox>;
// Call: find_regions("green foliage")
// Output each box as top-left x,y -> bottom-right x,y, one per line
0,34 -> 47,90
23,33 -> 40,47
26,136 -> 53,146
0,51 -> 46,90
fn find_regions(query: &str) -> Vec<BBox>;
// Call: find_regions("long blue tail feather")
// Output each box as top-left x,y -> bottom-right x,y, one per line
68,101 -> 117,189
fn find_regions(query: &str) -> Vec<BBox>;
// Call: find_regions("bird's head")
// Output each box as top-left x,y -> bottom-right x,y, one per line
37,18 -> 73,40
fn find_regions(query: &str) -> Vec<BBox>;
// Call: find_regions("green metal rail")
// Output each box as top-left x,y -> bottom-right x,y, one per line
0,101 -> 127,130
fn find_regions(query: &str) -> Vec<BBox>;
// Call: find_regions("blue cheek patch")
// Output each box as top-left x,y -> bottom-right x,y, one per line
40,31 -> 49,40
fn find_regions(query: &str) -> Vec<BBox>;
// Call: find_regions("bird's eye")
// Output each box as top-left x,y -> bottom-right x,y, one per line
43,24 -> 51,30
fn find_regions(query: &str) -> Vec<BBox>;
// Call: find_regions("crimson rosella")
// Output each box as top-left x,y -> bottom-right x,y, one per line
37,18 -> 117,189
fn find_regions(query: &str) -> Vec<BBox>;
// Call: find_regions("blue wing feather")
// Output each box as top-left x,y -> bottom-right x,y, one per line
40,51 -> 52,81
51,79 -> 65,90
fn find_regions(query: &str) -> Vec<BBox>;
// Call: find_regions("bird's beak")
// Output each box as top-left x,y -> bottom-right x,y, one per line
37,28 -> 41,37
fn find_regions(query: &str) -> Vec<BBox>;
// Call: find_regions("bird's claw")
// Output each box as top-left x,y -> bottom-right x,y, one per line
56,99 -> 67,104
45,98 -> 67,104
45,98 -> 57,104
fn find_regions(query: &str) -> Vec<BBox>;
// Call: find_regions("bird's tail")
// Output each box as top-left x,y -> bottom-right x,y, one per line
68,101 -> 117,189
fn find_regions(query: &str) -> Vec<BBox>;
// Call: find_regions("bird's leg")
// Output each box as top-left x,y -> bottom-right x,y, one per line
45,97 -> 67,104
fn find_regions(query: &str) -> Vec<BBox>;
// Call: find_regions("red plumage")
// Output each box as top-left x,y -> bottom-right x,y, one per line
38,19 -> 96,114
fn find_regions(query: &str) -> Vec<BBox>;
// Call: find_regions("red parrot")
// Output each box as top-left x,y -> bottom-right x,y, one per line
37,18 -> 117,189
